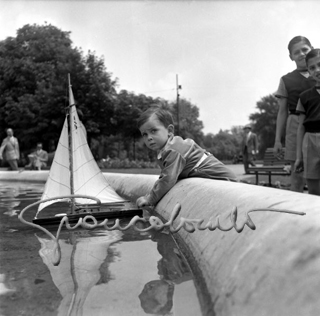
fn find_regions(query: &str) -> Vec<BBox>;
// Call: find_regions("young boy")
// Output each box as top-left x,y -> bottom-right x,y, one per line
136,106 -> 237,208
295,49 -> 320,196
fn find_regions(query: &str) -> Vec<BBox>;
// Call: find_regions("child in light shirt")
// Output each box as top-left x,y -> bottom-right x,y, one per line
136,106 -> 237,208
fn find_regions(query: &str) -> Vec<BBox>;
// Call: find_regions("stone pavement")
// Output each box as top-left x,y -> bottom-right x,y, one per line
0,164 -> 253,182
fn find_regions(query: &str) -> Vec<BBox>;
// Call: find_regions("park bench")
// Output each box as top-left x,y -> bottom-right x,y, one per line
247,148 -> 290,186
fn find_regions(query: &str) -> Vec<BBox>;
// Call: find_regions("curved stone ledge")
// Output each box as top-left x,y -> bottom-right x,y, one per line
0,170 -> 49,182
1,171 -> 319,315
104,172 -> 320,316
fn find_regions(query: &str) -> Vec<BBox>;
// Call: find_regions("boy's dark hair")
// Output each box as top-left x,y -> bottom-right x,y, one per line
306,48 -> 320,66
137,106 -> 174,129
139,280 -> 174,314
288,36 -> 312,54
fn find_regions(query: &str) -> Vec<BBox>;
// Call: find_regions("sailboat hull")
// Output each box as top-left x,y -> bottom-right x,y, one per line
32,201 -> 143,226
33,75 -> 144,227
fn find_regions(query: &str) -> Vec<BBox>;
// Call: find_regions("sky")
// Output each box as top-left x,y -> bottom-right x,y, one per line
0,0 -> 319,134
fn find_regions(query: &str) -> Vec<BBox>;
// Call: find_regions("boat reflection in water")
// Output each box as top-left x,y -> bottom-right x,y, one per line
36,229 -> 122,316
35,226 -> 202,315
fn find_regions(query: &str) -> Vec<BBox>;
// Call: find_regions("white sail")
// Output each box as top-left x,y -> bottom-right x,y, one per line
37,80 -> 125,215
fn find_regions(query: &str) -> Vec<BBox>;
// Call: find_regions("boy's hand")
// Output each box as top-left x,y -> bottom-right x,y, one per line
274,142 -> 284,160
294,159 -> 304,173
136,196 -> 151,208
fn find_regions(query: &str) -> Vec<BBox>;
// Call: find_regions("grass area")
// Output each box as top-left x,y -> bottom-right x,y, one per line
101,168 -> 292,189
244,174 -> 291,189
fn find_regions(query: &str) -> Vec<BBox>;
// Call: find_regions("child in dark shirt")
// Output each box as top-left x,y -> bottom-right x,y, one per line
136,106 -> 237,208
295,49 -> 320,196
273,36 -> 315,192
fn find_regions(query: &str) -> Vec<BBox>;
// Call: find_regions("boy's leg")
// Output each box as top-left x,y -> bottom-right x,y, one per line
26,155 -> 34,168
290,161 -> 305,192
247,152 -> 256,167
302,133 -> 320,195
242,151 -> 249,173
306,179 -> 320,196
189,155 -> 237,181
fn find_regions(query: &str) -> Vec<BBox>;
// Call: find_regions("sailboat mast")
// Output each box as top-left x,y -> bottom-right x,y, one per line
68,74 -> 75,214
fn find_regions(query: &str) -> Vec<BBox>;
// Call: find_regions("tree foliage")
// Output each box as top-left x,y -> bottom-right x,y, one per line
249,94 -> 278,156
1,24 -> 79,149
203,130 -> 241,161
0,23 -> 118,152
171,98 -> 204,145
0,22 -> 279,163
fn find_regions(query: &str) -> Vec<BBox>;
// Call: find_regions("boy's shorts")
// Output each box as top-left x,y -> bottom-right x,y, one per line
285,114 -> 299,161
303,132 -> 320,180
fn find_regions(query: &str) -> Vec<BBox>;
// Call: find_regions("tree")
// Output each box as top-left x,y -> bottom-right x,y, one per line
249,94 -> 278,156
203,130 -> 240,161
113,91 -> 163,160
171,98 -> 204,145
0,24 -> 78,148
0,23 -> 211,162
75,51 -> 119,146
0,23 -> 117,154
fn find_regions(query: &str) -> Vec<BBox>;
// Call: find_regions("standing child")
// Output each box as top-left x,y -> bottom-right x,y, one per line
294,49 -> 320,196
136,106 -> 237,208
273,36 -> 315,192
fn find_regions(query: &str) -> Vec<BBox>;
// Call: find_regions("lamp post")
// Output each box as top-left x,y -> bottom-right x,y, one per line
176,74 -> 182,136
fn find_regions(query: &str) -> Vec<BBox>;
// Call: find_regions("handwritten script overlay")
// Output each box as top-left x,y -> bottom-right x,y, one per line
19,195 -> 305,266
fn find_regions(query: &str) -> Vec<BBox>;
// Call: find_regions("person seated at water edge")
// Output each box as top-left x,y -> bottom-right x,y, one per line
136,106 -> 237,208
294,49 -> 320,196
26,142 -> 48,170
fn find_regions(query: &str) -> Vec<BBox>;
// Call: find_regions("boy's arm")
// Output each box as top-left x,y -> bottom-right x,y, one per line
274,97 -> 288,156
0,140 -> 6,159
294,99 -> 306,172
40,151 -> 48,162
137,150 -> 186,207
253,133 -> 258,153
16,138 -> 20,159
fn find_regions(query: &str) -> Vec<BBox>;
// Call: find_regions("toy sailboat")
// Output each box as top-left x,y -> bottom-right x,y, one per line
32,74 -> 142,225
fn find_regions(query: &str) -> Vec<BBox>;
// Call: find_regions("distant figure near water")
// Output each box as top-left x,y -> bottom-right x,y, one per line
0,128 -> 20,170
241,125 -> 258,174
26,142 -> 48,170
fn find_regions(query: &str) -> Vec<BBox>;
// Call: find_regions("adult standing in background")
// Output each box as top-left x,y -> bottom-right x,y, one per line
0,128 -> 20,170
242,125 -> 258,174
273,36 -> 315,192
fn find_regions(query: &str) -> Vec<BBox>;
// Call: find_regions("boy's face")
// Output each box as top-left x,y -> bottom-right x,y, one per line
139,115 -> 173,151
289,42 -> 312,70
307,55 -> 320,85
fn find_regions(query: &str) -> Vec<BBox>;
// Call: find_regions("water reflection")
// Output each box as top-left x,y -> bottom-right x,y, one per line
0,181 -> 203,315
36,230 -> 123,316
0,185 -> 21,215
139,230 -> 201,316
34,228 -> 201,316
